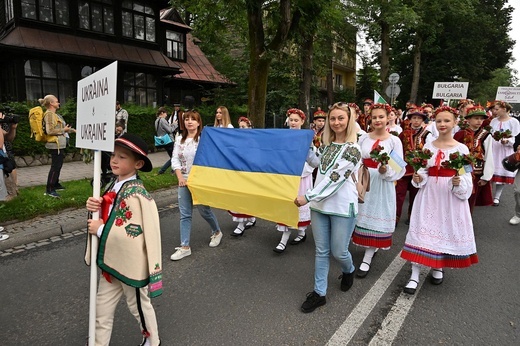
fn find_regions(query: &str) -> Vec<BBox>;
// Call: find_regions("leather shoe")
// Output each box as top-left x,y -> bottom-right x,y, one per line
403,279 -> 418,295
231,226 -> 245,237
273,242 -> 286,253
245,220 -> 256,229
356,261 -> 370,278
429,269 -> 444,285
290,234 -> 306,245
339,271 -> 355,291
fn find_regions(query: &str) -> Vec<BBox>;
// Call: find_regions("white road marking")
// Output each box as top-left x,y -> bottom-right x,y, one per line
326,255 -> 409,345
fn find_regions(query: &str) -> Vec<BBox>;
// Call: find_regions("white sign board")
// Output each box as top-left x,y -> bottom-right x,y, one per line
432,82 -> 469,100
496,87 -> 520,103
76,61 -> 117,151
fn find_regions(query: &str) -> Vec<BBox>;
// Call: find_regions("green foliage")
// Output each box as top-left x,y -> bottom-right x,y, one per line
0,168 -> 178,223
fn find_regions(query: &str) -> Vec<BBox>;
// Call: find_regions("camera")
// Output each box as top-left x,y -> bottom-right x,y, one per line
0,107 -> 21,124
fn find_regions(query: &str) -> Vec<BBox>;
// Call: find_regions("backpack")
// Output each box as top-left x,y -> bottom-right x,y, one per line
28,106 -> 58,144
352,164 -> 370,203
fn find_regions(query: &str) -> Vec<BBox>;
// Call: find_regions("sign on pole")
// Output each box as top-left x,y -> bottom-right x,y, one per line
76,60 -> 117,346
388,73 -> 400,84
496,87 -> 520,103
432,82 -> 469,100
76,60 -> 118,152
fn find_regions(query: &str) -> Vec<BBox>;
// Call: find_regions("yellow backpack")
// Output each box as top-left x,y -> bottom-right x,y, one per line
28,106 -> 58,144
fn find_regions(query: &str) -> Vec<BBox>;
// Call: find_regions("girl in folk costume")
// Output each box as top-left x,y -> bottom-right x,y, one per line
386,107 -> 402,135
228,116 -> 257,236
214,106 -> 234,128
396,107 -> 433,225
295,102 -> 361,313
401,107 -> 477,295
353,104 -> 405,278
273,108 -> 314,253
454,105 -> 494,213
85,134 -> 162,346
489,101 -> 519,206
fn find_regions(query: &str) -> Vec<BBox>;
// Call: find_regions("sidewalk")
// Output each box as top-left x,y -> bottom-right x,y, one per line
1,151 -> 177,251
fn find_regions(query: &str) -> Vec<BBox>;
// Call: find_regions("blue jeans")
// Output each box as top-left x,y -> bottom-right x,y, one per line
158,143 -> 174,173
311,210 -> 356,296
178,186 -> 220,246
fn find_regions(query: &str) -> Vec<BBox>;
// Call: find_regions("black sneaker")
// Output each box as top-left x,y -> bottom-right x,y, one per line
55,184 -> 66,191
301,291 -> 326,313
45,191 -> 61,198
339,271 -> 355,292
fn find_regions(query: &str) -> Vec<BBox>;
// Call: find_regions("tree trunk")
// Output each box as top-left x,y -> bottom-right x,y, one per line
248,57 -> 271,128
298,35 -> 314,121
380,20 -> 391,96
409,35 -> 423,104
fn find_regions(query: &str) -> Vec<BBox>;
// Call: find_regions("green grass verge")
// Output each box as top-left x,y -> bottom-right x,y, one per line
0,168 -> 178,223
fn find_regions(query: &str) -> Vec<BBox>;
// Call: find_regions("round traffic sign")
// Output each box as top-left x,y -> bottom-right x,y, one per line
388,73 -> 400,84
385,84 -> 401,98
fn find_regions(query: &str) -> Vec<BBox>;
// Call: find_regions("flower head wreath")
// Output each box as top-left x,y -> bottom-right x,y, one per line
286,108 -> 306,121
369,103 -> 392,115
238,116 -> 252,127
434,106 -> 459,117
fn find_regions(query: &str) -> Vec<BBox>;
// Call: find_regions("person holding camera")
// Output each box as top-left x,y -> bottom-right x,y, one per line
0,110 -> 19,200
39,95 -> 75,198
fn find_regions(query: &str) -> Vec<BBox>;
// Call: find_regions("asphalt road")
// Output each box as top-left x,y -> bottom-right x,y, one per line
1,188 -> 519,345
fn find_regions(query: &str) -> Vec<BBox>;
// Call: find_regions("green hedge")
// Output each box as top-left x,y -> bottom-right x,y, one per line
2,101 -> 249,157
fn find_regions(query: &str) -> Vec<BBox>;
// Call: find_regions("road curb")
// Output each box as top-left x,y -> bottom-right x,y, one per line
0,187 -> 177,251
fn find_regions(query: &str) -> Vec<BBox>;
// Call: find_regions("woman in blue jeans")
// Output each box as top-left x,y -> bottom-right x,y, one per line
295,102 -> 361,313
170,110 -> 222,261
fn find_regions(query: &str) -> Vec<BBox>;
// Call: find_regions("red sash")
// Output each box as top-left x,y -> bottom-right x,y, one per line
363,158 -> 379,168
428,167 -> 457,177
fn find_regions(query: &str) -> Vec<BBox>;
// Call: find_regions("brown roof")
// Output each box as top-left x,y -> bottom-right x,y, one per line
173,34 -> 232,85
0,26 -> 181,73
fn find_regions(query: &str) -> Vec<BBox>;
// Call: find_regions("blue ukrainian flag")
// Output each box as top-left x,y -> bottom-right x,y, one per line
188,127 -> 314,227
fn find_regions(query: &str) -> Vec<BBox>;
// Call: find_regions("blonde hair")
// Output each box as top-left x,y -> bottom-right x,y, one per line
214,106 -> 231,127
38,95 -> 56,108
322,102 -> 357,145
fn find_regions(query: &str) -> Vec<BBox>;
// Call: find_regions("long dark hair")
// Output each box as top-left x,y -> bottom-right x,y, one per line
181,110 -> 203,143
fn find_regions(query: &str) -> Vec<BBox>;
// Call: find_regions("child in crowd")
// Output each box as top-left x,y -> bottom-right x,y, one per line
273,108 -> 313,253
228,116 -> 257,236
396,107 -> 433,225
386,107 -> 402,135
85,133 -> 162,346
353,104 -> 405,278
170,110 -> 223,260
489,101 -> 519,206
454,105 -> 494,213
401,106 -> 477,294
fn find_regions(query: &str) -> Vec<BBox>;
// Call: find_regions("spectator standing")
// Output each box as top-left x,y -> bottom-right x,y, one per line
39,95 -> 75,198
115,101 -> 129,134
155,107 -> 175,175
214,106 -> 234,128
0,111 -> 18,200
167,103 -> 182,135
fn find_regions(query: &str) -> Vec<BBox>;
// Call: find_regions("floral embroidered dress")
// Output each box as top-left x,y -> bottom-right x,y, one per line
353,135 -> 405,249
401,142 -> 478,268
305,142 -> 361,217
490,117 -> 520,184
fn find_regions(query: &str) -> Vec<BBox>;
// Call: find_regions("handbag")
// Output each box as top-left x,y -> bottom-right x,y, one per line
351,164 -> 370,203
154,119 -> 173,147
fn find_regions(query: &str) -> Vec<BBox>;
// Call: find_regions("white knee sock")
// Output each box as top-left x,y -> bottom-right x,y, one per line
495,184 -> 505,200
406,263 -> 421,289
279,230 -> 291,246
234,222 -> 245,233
359,247 -> 376,271
432,267 -> 443,279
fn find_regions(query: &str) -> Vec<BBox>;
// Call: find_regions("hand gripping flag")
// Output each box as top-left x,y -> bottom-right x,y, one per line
188,127 -> 315,227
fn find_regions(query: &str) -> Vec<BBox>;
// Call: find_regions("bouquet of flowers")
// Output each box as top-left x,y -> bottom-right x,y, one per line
492,129 -> 512,141
441,151 -> 475,175
370,145 -> 390,165
405,149 -> 433,172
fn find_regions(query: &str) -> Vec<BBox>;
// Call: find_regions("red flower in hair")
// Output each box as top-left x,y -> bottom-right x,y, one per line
369,103 -> 392,114
434,106 -> 458,117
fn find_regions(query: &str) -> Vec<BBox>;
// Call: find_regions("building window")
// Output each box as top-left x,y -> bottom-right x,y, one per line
124,72 -> 157,106
122,0 -> 155,42
5,0 -> 14,22
24,60 -> 73,102
21,0 -> 70,25
335,74 -> 343,89
166,30 -> 185,60
78,0 -> 114,34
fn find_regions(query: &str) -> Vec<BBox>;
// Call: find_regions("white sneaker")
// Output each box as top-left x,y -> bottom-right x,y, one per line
209,231 -> 222,247
170,247 -> 191,261
0,226 -> 4,232
0,233 -> 9,241
509,215 -> 520,225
